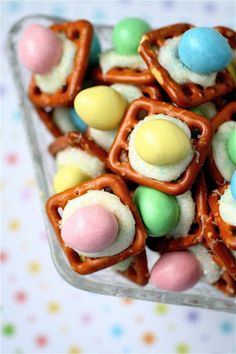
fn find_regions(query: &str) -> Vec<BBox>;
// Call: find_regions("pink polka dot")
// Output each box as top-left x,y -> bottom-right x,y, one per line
15,291 -> 27,303
0,251 -> 8,263
21,188 -> 31,200
5,153 -> 18,165
35,335 -> 48,347
27,315 -> 36,323
81,313 -> 92,324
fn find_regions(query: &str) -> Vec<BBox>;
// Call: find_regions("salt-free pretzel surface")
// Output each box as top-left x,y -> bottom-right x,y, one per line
146,172 -> 209,252
204,212 -> 236,280
35,106 -> 64,137
214,271 -> 236,297
46,174 -> 147,275
207,102 -> 236,185
138,23 -> 235,108
209,184 -> 236,250
108,97 -> 213,195
29,20 -> 93,108
92,65 -> 155,85
119,250 -> 149,286
48,131 -> 108,167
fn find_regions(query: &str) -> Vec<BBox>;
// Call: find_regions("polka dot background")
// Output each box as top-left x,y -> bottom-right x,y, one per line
1,1 -> 235,353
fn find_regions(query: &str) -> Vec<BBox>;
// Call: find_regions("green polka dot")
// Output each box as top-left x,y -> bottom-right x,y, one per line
2,323 -> 16,336
176,342 -> 190,354
154,303 -> 169,315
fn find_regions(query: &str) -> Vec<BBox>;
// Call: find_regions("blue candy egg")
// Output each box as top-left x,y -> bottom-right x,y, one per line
178,27 -> 233,75
88,31 -> 101,66
230,170 -> 236,201
69,108 -> 87,132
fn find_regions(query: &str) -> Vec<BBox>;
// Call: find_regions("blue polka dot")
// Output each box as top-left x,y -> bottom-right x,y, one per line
220,321 -> 234,334
122,346 -> 131,353
111,324 -> 124,337
7,1 -> 22,11
12,110 -> 22,121
93,10 -> 106,22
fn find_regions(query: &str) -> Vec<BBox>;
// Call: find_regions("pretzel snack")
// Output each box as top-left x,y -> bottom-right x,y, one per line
29,20 -> 93,107
108,97 -> 213,195
207,102 -> 236,185
46,174 -> 147,274
119,250 -> 149,286
138,24 -> 235,108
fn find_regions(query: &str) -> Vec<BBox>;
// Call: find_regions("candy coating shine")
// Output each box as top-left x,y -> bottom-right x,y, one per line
178,27 -> 232,75
134,119 -> 191,165
74,86 -> 127,130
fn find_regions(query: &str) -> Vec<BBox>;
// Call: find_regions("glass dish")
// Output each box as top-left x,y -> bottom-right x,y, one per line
7,14 -> 235,313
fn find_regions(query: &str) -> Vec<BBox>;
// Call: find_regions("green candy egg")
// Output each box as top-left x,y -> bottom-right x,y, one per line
190,107 -> 207,117
227,128 -> 236,164
112,17 -> 151,55
133,186 -> 180,237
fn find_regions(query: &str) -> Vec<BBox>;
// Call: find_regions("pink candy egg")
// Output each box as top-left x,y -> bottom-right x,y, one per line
61,205 -> 119,253
150,251 -> 202,292
18,24 -> 63,74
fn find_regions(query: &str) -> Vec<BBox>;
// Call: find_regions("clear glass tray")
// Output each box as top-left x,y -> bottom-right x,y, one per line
7,14 -> 235,313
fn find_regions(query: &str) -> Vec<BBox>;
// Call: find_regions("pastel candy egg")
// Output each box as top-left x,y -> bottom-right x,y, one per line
88,32 -> 101,66
150,251 -> 202,291
134,186 -> 180,236
178,27 -> 233,74
53,165 -> 89,194
74,86 -> 128,131
134,119 -> 191,165
227,128 -> 236,164
18,24 -> 63,74
69,108 -> 87,133
61,205 -> 119,252
112,17 -> 151,55
230,170 -> 236,201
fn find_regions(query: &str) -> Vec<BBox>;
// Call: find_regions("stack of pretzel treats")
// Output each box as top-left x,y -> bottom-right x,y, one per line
18,18 -> 236,295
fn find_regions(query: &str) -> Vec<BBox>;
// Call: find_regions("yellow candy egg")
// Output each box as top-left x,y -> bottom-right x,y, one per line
74,86 -> 128,131
53,165 -> 89,193
134,119 -> 191,166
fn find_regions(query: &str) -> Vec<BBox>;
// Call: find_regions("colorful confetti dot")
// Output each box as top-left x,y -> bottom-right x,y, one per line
28,261 -> 41,273
5,152 -> 18,165
154,303 -> 169,315
68,346 -> 81,354
176,342 -> 190,354
122,297 -> 134,305
2,323 -> 16,336
15,291 -> 27,303
47,302 -> 60,314
0,251 -> 9,263
35,335 -> 48,347
187,310 -> 199,322
220,321 -> 234,333
111,324 -> 123,337
142,332 -> 156,345
81,313 -> 92,324
8,219 -> 21,232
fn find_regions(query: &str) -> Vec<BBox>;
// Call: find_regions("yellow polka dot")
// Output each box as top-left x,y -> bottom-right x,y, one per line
176,343 -> 190,354
154,303 -> 169,315
26,179 -> 36,188
68,346 -> 81,354
8,219 -> 21,231
28,261 -> 41,273
47,302 -> 60,314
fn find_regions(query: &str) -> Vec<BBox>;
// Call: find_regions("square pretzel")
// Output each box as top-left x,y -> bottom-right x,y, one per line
209,184 -> 236,250
46,174 -> 147,275
35,106 -> 64,137
214,271 -> 236,297
28,20 -> 93,108
48,131 -> 108,167
92,65 -> 155,85
119,250 -> 149,286
207,102 -> 236,185
138,23 -> 235,108
108,97 -> 213,195
146,172 -> 211,252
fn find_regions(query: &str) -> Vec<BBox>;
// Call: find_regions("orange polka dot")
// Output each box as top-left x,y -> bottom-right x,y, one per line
121,297 -> 134,305
142,332 -> 156,345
